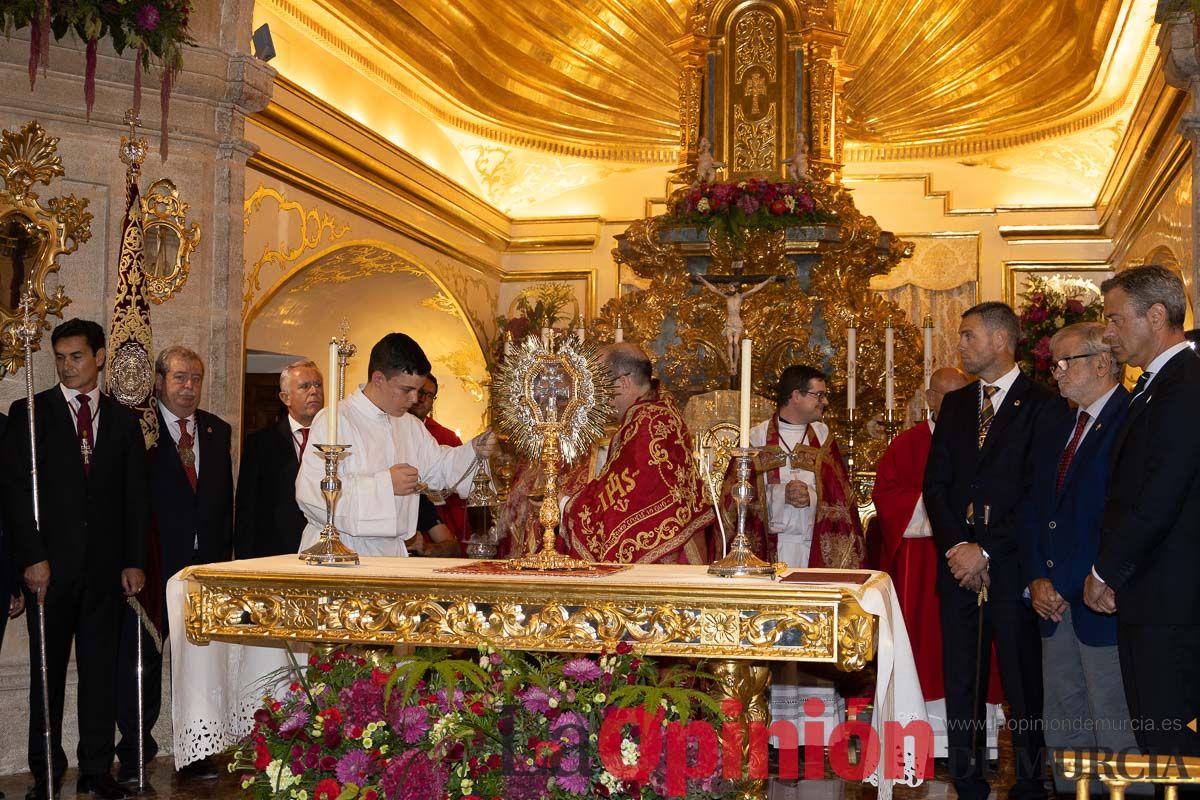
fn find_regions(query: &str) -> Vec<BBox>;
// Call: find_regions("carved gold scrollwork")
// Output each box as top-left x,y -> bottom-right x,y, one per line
186,581 -> 860,662
140,178 -> 201,304
837,607 -> 877,671
733,104 -> 777,172
0,121 -> 92,376
734,11 -> 777,83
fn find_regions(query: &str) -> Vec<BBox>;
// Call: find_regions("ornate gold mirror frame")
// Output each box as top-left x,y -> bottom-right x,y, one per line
0,121 -> 92,375
140,178 -> 200,303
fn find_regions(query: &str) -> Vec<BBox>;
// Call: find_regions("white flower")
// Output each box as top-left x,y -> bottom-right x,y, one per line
461,779 -> 474,794
601,770 -> 623,792
621,738 -> 641,766
265,760 -> 301,792
697,197 -> 711,213
593,693 -> 606,704
480,656 -> 489,668
784,195 -> 796,211
241,778 -> 255,790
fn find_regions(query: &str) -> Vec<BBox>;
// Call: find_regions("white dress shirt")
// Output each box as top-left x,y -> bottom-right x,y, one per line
160,404 -> 200,476
980,363 -> 1020,415
59,383 -> 100,441
296,386 -> 480,557
749,416 -> 828,568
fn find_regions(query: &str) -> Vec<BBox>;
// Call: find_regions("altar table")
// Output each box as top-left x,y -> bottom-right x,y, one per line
169,557 -> 926,796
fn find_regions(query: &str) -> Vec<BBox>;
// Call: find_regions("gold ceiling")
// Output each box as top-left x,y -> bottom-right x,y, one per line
311,0 -> 1140,158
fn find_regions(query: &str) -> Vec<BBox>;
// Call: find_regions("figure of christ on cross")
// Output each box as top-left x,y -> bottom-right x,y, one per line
694,272 -> 780,373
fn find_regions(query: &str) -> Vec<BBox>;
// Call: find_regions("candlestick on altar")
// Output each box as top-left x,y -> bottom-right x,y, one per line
884,321 -> 895,412
922,315 -> 934,419
708,447 -> 783,578
738,338 -> 752,448
298,443 -> 359,565
846,321 -> 857,413
326,338 -> 339,444
336,318 -> 357,401
843,406 -> 858,488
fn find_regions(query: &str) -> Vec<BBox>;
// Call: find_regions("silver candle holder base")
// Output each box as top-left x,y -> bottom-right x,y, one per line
299,443 -> 360,566
708,447 -> 784,578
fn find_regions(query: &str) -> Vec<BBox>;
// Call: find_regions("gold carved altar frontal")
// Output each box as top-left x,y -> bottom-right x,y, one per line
183,557 -> 878,670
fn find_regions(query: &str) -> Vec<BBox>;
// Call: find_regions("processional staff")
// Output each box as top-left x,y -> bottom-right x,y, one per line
17,287 -> 56,800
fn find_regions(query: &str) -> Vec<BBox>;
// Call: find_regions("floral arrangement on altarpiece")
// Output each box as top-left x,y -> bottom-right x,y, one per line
1016,274 -> 1105,385
664,179 -> 836,247
1,0 -> 195,156
491,283 -> 579,366
231,645 -> 731,800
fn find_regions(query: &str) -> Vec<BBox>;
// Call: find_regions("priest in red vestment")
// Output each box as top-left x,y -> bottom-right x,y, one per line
874,367 -> 969,706
410,375 -> 468,543
562,343 -> 713,564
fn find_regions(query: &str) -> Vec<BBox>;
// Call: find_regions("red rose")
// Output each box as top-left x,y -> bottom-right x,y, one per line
321,707 -> 343,726
470,701 -> 485,714
318,662 -> 333,673
314,778 -> 341,800
616,642 -> 633,655
769,199 -> 787,215
371,667 -> 391,686
363,791 -> 378,800
254,742 -> 271,770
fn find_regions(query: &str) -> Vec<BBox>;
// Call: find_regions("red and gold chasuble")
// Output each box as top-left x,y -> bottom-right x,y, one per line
562,387 -> 713,564
756,415 -> 865,569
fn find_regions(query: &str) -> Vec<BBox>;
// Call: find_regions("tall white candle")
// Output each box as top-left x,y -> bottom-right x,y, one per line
922,315 -> 934,391
576,326 -> 585,345
615,317 -> 624,343
326,338 -> 339,444
884,322 -> 895,411
846,324 -> 857,412
739,337 -> 753,448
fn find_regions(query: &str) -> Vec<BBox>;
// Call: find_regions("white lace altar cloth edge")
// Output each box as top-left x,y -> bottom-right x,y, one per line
167,571 -> 298,769
167,560 -> 927,795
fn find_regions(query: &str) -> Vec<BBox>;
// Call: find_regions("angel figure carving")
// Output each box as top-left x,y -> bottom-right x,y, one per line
786,133 -> 810,182
696,272 -> 779,370
695,137 -> 725,184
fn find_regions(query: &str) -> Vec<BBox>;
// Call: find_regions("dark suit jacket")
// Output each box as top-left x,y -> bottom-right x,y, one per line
1019,384 -> 1128,645
0,412 -> 22,600
152,406 -> 233,585
0,388 -> 149,588
1096,347 -> 1200,624
924,370 -> 1063,597
234,416 -> 306,558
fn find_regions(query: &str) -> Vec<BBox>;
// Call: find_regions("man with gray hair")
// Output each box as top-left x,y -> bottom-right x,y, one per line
1019,322 -> 1135,792
235,359 -> 324,559
1084,264 -> 1200,761
116,344 -> 233,781
561,342 -> 713,564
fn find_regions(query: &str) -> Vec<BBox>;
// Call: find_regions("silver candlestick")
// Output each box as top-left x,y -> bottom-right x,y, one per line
708,447 -> 782,578
299,444 -> 360,565
336,318 -> 357,401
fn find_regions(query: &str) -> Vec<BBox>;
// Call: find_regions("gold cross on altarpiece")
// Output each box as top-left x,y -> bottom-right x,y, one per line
745,71 -> 768,116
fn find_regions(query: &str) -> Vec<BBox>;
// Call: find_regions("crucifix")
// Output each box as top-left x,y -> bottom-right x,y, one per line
692,261 -> 781,378
745,71 -> 767,115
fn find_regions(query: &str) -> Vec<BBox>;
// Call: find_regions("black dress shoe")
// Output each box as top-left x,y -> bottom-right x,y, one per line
24,777 -> 61,800
77,773 -> 131,799
176,756 -> 219,780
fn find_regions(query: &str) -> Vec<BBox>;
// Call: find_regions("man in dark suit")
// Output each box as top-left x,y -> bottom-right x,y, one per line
0,318 -> 148,800
234,359 -> 323,558
1020,322 -> 1136,793
116,345 -> 233,782
924,301 -> 1061,800
1084,265 -> 1200,759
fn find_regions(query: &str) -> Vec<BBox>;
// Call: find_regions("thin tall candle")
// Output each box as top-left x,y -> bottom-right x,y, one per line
884,322 -> 895,411
923,315 -> 934,391
615,316 -> 624,343
846,323 -> 857,412
326,338 -> 339,444
739,337 -> 752,448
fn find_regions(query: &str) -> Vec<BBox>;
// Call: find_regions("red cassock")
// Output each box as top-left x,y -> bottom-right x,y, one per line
873,421 -> 945,702
424,416 -> 468,543
873,421 -> 1004,705
561,387 -> 713,564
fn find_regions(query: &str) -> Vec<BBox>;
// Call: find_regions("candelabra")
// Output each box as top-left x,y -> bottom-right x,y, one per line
708,448 -> 783,578
299,444 -> 360,565
883,408 -> 902,444
842,407 -> 858,478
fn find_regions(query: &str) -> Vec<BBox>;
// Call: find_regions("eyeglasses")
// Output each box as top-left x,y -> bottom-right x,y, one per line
799,390 -> 829,401
1051,353 -> 1095,374
417,389 -> 437,400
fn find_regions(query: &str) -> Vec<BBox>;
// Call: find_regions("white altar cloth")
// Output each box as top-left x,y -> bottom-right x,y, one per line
169,559 -> 926,797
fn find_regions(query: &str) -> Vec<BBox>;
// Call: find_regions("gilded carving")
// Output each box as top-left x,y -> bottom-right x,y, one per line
185,579 -> 867,663
0,121 -> 91,375
242,186 -> 350,318
735,11 -> 777,84
733,104 -> 777,172
288,245 -> 425,294
679,67 -> 702,153
139,178 -> 201,304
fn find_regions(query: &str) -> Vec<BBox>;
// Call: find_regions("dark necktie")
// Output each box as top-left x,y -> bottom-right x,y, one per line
177,418 -> 198,492
1129,371 -> 1152,407
1055,411 -> 1090,495
297,427 -> 310,459
76,394 -> 93,475
978,384 -> 1000,448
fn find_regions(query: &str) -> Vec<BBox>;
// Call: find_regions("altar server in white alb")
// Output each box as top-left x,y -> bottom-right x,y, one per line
297,332 -> 495,556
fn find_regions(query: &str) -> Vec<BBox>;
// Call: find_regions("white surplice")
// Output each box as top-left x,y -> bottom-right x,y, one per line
296,387 -> 479,556
749,417 -> 828,568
